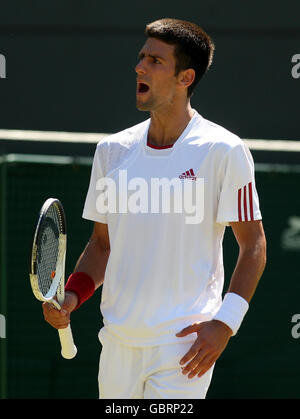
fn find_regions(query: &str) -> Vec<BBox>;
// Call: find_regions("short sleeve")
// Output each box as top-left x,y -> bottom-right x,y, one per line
82,143 -> 108,224
216,142 -> 262,226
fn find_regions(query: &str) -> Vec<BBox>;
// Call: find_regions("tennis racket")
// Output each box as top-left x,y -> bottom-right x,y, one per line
29,198 -> 77,359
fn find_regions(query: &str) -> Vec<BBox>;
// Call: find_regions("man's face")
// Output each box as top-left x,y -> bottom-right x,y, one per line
135,38 -> 180,112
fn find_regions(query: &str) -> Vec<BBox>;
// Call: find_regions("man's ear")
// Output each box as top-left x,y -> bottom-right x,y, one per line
178,68 -> 195,89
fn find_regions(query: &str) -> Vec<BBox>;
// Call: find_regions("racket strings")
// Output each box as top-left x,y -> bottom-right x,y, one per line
36,205 -> 63,297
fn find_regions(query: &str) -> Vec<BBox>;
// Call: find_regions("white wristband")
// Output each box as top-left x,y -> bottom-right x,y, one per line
213,293 -> 249,335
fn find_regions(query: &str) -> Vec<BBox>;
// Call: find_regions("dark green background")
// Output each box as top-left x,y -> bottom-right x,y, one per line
0,0 -> 300,140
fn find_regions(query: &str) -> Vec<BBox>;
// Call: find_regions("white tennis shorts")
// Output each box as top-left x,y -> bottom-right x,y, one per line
98,329 -> 214,399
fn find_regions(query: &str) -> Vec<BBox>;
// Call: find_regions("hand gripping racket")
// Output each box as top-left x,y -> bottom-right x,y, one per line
29,198 -> 77,359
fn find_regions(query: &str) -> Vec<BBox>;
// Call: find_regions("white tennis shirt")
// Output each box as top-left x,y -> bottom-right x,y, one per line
82,110 -> 262,346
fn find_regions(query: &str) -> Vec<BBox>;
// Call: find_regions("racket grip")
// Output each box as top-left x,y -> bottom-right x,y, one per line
58,325 -> 77,359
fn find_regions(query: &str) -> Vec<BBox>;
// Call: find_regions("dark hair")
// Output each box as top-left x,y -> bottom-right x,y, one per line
145,18 -> 215,97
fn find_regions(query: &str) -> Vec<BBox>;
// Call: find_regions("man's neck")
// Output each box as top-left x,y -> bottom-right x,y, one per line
147,103 -> 194,147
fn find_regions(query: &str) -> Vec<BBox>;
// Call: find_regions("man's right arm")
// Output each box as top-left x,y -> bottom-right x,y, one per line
42,221 -> 110,329
73,221 -> 110,290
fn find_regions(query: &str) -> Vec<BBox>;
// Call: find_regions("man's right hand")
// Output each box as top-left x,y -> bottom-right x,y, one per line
42,291 -> 78,329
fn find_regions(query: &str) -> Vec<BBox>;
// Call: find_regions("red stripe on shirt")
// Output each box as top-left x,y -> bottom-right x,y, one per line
243,185 -> 248,221
238,188 -> 242,221
248,182 -> 254,221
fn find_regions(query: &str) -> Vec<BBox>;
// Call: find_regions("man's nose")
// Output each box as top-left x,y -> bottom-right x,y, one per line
135,59 -> 146,75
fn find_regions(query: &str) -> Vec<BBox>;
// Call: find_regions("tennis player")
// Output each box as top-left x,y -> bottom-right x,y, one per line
43,18 -> 267,399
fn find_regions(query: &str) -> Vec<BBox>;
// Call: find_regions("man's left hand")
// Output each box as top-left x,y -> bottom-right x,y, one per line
176,320 -> 233,379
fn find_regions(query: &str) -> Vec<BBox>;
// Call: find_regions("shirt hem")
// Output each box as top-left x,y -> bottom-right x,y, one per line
98,327 -> 197,348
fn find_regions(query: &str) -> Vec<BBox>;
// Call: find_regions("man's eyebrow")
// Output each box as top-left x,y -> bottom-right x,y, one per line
138,51 -> 165,61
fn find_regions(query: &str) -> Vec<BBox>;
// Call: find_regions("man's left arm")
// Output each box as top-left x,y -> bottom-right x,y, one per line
176,220 -> 266,379
226,220 -> 266,301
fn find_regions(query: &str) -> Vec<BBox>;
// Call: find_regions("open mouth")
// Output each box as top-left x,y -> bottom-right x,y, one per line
137,82 -> 150,94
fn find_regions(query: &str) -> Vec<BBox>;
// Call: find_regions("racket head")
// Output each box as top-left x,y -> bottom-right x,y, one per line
29,198 -> 67,304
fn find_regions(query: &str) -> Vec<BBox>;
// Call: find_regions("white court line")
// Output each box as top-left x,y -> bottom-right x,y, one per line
0,129 -> 300,151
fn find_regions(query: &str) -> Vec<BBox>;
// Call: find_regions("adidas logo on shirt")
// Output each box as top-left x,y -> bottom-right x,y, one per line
179,168 -> 197,181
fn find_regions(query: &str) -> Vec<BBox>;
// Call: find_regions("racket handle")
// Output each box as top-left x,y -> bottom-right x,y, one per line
58,325 -> 77,359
